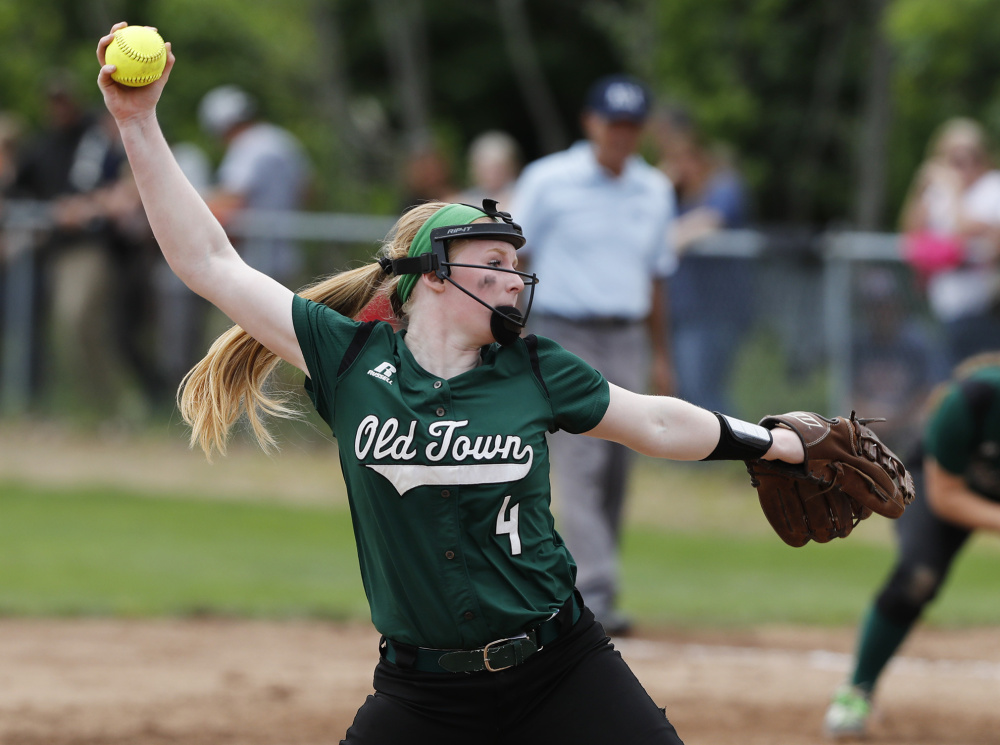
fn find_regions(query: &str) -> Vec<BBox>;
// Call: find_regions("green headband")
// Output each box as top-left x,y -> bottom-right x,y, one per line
396,203 -> 490,303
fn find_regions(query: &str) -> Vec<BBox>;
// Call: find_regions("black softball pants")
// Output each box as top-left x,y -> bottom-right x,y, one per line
340,605 -> 684,745
875,466 -> 972,626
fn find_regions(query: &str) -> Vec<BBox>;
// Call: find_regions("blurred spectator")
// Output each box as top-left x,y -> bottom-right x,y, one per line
42,111 -> 168,413
98,144 -> 169,411
849,268 -> 943,455
6,72 -> 130,412
654,108 -> 754,414
453,130 -> 522,210
899,117 -> 1000,367
509,74 -> 676,635
198,85 -> 312,288
0,112 -> 23,192
0,111 -> 24,354
398,144 -> 457,213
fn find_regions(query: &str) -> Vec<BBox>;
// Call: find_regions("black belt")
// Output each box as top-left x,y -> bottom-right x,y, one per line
381,592 -> 581,674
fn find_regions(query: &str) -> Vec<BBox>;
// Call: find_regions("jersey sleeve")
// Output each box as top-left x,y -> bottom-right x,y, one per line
291,294 -> 363,421
532,335 -> 610,433
924,383 -> 977,475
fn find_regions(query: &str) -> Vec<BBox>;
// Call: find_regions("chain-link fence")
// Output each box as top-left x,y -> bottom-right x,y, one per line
682,229 -> 951,456
0,200 -> 969,446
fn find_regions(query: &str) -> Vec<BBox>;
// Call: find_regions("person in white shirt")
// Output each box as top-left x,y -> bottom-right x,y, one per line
198,85 -> 312,287
509,75 -> 676,635
900,117 -> 1000,365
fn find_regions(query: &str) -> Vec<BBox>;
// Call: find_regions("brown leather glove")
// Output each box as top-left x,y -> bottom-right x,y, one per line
746,411 -> 916,547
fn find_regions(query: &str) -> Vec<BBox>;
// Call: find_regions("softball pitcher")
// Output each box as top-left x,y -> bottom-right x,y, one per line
824,353 -> 1000,738
97,23 -> 806,744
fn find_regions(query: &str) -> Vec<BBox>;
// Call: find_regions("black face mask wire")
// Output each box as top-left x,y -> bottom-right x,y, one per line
436,261 -> 538,346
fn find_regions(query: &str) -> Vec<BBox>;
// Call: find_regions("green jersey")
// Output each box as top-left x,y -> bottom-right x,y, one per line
292,295 -> 610,648
924,366 -> 1000,502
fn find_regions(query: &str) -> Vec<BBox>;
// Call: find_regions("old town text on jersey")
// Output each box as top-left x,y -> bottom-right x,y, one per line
354,415 -> 534,494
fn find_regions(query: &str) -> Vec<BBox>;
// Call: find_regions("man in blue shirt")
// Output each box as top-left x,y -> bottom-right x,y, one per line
509,74 -> 676,635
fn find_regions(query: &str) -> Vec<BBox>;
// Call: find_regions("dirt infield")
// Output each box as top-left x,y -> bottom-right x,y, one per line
2,425 -> 997,744
1,618 -> 998,745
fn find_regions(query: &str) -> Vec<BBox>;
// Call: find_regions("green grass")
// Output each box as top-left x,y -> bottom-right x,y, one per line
2,479 -> 998,627
620,527 -> 1000,627
0,482 -> 367,618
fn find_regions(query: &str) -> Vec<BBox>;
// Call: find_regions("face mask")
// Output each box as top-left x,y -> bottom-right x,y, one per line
383,199 -> 538,345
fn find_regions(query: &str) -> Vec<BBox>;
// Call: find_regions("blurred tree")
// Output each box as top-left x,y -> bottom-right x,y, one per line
642,0 -> 882,227
497,0 -> 570,155
640,0 -> 1000,228
370,0 -> 433,151
853,0 -> 893,230
308,3 -> 396,201
0,0 -> 621,213
6,0 -> 1000,230
340,0 -> 623,165
886,0 -> 1000,224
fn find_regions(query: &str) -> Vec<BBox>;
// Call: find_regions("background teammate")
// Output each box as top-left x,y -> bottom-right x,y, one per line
824,352 -> 1000,738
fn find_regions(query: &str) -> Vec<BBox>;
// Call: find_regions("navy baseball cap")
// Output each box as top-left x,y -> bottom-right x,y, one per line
585,75 -> 651,122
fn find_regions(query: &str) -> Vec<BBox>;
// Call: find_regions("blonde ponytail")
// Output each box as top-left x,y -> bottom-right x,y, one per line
179,201 -> 448,460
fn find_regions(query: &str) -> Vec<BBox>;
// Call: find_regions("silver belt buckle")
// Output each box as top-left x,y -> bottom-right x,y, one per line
482,632 -> 528,672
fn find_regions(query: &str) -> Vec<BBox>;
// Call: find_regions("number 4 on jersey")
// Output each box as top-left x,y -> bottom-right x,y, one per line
496,495 -> 521,555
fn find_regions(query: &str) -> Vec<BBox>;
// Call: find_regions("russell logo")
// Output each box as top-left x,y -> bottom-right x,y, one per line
367,361 -> 396,384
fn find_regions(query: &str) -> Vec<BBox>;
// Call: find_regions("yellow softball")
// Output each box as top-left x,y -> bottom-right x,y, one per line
106,26 -> 166,87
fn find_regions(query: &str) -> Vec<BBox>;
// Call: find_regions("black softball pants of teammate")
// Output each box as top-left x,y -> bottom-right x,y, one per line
875,466 -> 972,626
340,605 -> 684,745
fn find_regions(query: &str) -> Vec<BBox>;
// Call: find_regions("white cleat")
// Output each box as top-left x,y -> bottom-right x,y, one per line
824,685 -> 872,739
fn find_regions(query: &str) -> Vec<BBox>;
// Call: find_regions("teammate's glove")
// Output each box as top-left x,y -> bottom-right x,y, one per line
745,411 -> 916,547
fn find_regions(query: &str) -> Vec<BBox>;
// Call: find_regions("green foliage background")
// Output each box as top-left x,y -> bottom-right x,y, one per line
4,0 -> 1000,226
